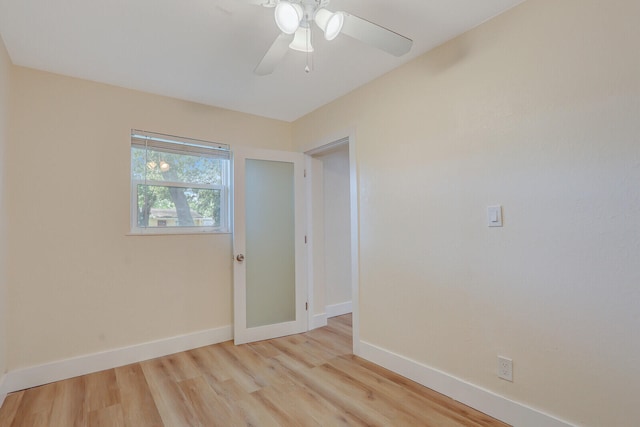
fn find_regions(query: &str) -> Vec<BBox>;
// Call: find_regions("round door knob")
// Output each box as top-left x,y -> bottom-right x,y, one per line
236,254 -> 245,262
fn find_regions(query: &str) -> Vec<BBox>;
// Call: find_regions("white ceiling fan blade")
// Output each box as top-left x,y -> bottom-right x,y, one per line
254,33 -> 294,75
341,13 -> 413,56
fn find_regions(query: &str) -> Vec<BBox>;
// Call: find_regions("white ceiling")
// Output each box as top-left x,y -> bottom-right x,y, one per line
0,0 -> 524,122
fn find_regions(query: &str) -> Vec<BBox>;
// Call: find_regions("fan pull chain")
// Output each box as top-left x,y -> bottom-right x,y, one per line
305,25 -> 314,73
305,54 -> 312,73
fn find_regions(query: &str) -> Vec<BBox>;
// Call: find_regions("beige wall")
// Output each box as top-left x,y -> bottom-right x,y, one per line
6,67 -> 292,369
0,35 -> 10,377
293,0 -> 640,425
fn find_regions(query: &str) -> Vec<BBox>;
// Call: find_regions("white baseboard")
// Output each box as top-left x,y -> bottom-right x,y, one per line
0,374 -> 7,408
3,325 -> 232,394
311,301 -> 351,329
312,313 -> 328,329
359,341 -> 575,427
326,301 -> 352,318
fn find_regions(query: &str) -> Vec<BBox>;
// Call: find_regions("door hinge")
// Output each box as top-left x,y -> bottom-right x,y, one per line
304,235 -> 307,244
304,169 -> 307,178
305,302 -> 308,311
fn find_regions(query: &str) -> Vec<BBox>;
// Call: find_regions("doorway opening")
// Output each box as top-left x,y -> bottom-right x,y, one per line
305,136 -> 359,354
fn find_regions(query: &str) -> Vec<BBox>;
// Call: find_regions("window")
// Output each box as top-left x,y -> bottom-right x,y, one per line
130,130 -> 230,234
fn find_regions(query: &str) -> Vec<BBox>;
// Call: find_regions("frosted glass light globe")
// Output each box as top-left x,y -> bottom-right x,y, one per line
275,2 -> 302,35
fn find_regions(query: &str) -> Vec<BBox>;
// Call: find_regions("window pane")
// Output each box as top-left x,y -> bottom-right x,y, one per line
137,184 -> 222,228
131,146 -> 224,185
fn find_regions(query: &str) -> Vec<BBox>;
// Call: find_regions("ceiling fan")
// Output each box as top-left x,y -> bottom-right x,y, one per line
249,0 -> 413,75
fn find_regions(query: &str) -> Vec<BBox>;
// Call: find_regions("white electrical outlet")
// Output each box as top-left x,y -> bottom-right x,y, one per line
498,356 -> 513,382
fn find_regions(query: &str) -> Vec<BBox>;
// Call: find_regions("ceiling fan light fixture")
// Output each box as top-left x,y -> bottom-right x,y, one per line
314,8 -> 344,41
324,12 -> 344,41
289,27 -> 313,52
314,8 -> 330,30
274,1 -> 302,35
253,0 -> 413,76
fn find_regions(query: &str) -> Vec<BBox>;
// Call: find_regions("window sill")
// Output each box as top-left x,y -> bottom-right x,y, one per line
127,229 -> 231,236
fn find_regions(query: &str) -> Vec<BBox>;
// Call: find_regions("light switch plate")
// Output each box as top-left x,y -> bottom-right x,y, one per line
487,205 -> 503,227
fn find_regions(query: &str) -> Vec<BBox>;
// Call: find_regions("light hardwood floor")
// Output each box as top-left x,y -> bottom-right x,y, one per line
0,315 -> 510,426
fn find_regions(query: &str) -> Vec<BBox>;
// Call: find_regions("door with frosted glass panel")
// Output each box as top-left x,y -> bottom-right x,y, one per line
233,147 -> 307,344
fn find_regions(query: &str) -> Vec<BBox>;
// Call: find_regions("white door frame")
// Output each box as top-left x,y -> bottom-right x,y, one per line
304,132 -> 360,355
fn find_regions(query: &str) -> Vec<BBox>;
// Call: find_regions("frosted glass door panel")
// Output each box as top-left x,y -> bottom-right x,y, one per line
245,159 -> 295,328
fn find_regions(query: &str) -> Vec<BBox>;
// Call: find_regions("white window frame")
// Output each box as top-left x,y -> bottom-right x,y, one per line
130,130 -> 231,235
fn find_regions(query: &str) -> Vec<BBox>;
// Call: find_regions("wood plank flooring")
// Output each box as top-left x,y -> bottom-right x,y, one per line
0,315 -> 510,426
